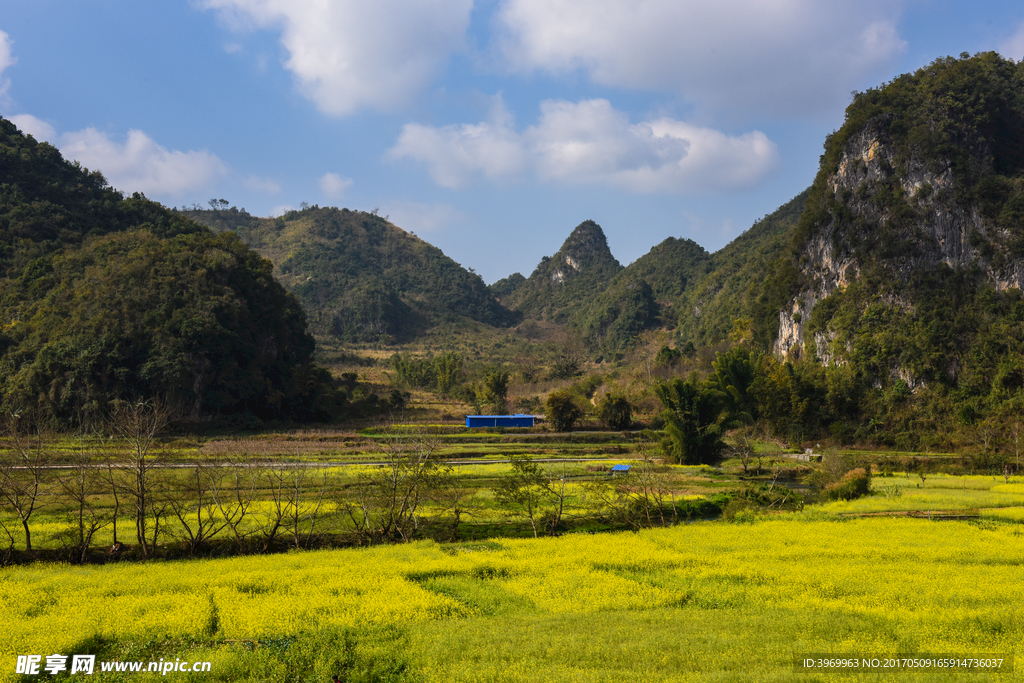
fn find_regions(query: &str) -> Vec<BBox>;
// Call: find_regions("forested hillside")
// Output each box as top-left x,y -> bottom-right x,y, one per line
485,196 -> 805,359
492,220 -> 623,324
674,191 -> 806,350
184,206 -> 516,343
574,236 -> 708,357
186,193 -> 805,359
0,117 -> 365,425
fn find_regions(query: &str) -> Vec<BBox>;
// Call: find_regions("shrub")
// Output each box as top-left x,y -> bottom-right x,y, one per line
822,468 -> 872,501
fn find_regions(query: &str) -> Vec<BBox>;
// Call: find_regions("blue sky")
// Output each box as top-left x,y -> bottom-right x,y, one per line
2,1 -> 1023,282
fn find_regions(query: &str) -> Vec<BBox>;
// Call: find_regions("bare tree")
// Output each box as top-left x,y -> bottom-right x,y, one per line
98,451 -> 125,549
0,412 -> 53,553
627,330 -> 662,385
1010,421 -> 1022,473
54,434 -> 111,563
731,427 -> 758,475
255,464 -> 292,552
282,465 -> 333,550
341,432 -> 443,543
495,455 -> 575,537
0,518 -> 15,564
540,462 -> 570,535
166,464 -> 231,555
976,417 -> 999,456
210,457 -> 262,554
106,400 -> 172,557
604,462 -> 675,529
583,438 -> 678,531
429,462 -> 471,541
820,448 -> 852,485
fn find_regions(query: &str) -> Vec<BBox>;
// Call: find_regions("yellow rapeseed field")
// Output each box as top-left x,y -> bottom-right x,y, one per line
3,516 -> 1024,681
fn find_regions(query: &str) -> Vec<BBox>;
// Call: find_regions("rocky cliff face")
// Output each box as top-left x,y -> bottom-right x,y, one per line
775,118 -> 1024,360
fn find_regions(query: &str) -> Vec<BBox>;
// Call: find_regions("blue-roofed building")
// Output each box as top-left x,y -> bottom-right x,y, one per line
610,464 -> 631,475
465,414 -> 535,428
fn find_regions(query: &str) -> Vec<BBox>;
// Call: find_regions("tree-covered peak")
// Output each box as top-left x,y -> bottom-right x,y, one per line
794,51 -> 1024,251
184,205 -> 516,343
554,219 -> 620,273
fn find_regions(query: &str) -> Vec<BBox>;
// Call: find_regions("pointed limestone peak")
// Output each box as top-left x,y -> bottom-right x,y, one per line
553,220 -> 620,275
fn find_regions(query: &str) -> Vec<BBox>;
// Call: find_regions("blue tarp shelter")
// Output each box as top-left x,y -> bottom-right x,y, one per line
465,414 -> 535,428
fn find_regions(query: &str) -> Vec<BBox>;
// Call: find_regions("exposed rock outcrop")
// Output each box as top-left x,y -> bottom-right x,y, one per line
775,117 -> 1024,360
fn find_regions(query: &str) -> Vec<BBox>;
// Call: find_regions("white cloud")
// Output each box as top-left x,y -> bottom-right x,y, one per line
999,22 -> 1024,61
59,128 -> 227,197
388,99 -> 527,189
641,118 -> 778,191
319,172 -> 353,198
202,0 -> 472,115
242,175 -> 281,193
269,204 -> 295,217
389,98 -> 778,193
9,114 -> 56,143
527,99 -> 689,189
383,201 -> 464,234
0,30 -> 16,99
496,0 -> 906,118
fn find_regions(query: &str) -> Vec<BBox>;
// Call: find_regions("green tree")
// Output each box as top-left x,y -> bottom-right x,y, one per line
654,345 -> 682,367
477,369 -> 510,414
432,352 -> 462,395
546,391 -> 584,432
709,347 -> 761,427
598,393 -> 632,430
655,377 -> 725,465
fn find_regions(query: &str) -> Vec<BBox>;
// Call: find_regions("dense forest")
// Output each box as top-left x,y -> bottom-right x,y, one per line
0,118 -> 384,426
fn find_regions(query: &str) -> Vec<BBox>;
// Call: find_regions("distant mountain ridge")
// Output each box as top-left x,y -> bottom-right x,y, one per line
183,205 -> 516,343
186,199 -> 808,357
486,196 -> 806,358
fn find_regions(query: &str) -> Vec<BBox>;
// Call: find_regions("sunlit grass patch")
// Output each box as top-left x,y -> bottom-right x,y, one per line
813,486 -> 1024,514
916,473 -> 1016,490
981,507 -> 1024,522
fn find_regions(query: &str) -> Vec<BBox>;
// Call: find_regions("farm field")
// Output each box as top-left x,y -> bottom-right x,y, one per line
3,516 -> 1023,682
0,426 -> 729,558
5,423 -> 1024,681
0,422 -> 1022,557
